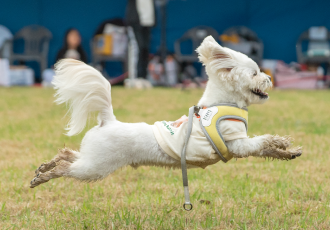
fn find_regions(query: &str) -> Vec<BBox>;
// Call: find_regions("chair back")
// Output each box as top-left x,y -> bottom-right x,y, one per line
175,26 -> 219,62
0,25 -> 13,58
296,26 -> 330,63
182,26 -> 219,49
221,26 -> 263,64
307,27 -> 330,56
14,25 -> 52,55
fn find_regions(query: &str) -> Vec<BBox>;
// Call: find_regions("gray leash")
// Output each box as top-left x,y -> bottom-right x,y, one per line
181,106 -> 200,211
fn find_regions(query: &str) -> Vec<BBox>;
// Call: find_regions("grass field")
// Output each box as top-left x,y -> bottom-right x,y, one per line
0,87 -> 330,229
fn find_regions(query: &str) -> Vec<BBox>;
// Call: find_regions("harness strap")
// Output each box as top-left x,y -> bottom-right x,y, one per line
181,106 -> 199,211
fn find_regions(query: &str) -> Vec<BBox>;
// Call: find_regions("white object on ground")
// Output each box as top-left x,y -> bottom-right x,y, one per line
9,67 -> 34,86
124,78 -> 152,89
0,58 -> 10,86
42,68 -> 55,87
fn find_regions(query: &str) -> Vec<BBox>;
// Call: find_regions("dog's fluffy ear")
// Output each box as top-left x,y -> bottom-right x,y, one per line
196,36 -> 236,71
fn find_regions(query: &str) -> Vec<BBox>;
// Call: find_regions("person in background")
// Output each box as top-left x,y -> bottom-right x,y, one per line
56,28 -> 87,63
42,29 -> 87,87
126,0 -> 155,79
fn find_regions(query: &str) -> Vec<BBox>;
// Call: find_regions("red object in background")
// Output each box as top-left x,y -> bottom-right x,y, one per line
300,64 -> 308,71
33,83 -> 42,87
109,72 -> 128,85
275,61 -> 318,89
276,75 -> 318,89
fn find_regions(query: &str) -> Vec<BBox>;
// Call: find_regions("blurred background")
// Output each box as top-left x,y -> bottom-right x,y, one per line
1,0 -> 330,89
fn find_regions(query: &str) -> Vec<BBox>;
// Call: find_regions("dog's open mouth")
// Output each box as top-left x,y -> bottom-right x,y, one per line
251,88 -> 269,98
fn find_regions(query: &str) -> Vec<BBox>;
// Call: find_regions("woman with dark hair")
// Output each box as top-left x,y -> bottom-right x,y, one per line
56,28 -> 87,63
42,29 -> 87,87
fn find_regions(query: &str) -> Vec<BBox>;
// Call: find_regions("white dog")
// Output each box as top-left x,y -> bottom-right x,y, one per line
30,36 -> 302,189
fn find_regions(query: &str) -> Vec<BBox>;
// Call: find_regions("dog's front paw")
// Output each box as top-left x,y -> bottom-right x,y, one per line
262,146 -> 302,160
287,146 -> 302,159
271,135 -> 292,150
263,134 -> 292,150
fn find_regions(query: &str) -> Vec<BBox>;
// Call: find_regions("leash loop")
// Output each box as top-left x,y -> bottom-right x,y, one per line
183,203 -> 193,211
181,106 -> 200,211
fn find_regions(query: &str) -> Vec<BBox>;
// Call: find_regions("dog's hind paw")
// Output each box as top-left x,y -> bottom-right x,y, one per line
34,163 -> 56,178
34,148 -> 77,177
30,160 -> 71,188
34,161 -> 57,177
30,172 -> 50,188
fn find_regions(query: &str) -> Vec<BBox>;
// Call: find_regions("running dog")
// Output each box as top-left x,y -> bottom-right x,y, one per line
30,36 -> 302,188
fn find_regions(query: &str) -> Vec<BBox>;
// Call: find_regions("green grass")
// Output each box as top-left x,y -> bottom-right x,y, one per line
0,87 -> 330,229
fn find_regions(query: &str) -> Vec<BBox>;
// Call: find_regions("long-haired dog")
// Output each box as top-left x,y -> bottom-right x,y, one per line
30,36 -> 302,188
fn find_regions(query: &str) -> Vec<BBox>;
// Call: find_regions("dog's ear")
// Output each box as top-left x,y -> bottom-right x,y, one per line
196,36 -> 236,71
196,36 -> 231,64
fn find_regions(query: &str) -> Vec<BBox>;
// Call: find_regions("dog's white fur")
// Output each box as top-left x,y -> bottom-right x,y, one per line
30,36 -> 301,187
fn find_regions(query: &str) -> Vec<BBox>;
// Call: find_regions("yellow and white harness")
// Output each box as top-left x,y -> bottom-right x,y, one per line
181,104 -> 248,211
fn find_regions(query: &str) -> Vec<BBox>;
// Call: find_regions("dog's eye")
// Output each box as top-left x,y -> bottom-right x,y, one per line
253,72 -> 257,76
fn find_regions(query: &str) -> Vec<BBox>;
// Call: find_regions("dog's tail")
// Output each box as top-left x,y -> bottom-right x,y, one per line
53,59 -> 116,136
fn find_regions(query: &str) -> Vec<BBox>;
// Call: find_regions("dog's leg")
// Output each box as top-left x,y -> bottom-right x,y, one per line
31,148 -> 78,188
227,135 -> 274,158
31,147 -> 132,188
34,148 -> 77,176
227,134 -> 302,160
